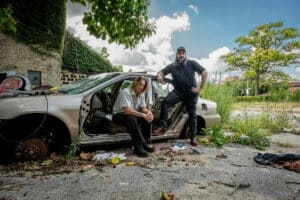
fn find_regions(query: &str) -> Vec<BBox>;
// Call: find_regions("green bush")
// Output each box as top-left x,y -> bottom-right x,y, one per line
288,91 -> 300,102
63,32 -> 112,73
269,87 -> 289,102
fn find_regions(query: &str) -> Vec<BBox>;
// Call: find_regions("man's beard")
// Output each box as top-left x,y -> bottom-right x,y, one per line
177,57 -> 185,63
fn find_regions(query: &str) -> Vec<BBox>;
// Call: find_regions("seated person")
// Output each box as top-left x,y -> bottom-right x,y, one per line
112,76 -> 154,157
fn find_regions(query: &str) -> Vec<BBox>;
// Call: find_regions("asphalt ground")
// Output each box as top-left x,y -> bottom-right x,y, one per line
0,134 -> 299,200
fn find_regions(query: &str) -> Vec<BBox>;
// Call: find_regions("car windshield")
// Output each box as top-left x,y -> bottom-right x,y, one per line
59,73 -> 120,94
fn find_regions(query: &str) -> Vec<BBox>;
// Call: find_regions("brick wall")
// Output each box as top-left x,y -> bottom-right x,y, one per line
0,33 -> 62,87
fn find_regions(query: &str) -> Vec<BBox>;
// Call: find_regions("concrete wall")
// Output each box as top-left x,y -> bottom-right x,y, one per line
0,33 -> 62,87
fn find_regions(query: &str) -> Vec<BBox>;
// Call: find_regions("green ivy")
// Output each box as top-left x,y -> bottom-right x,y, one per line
8,0 -> 66,51
63,32 -> 112,73
0,5 -> 17,33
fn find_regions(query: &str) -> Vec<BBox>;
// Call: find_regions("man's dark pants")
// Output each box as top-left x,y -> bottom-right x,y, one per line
112,113 -> 151,145
159,90 -> 198,139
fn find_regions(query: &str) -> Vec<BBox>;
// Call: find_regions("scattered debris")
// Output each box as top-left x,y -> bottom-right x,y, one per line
186,181 -> 208,189
126,161 -> 136,166
80,152 -> 95,160
254,153 -> 300,173
41,159 -> 53,166
230,163 -> 248,167
214,181 -> 251,195
286,181 -> 300,185
216,153 -> 228,158
109,157 -> 121,165
76,164 -> 95,172
197,137 -> 210,145
189,147 -> 202,155
119,182 -> 129,186
214,181 -> 250,189
283,160 -> 300,173
171,141 -> 187,151
92,152 -> 127,162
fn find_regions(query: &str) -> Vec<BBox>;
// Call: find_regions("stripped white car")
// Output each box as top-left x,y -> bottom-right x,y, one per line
0,72 -> 220,159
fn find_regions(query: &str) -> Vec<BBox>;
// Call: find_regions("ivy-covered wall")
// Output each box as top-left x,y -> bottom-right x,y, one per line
63,32 -> 112,73
8,0 -> 66,51
1,1 -> 115,86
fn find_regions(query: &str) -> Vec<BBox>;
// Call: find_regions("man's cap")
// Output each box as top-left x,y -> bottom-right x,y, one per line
176,46 -> 186,53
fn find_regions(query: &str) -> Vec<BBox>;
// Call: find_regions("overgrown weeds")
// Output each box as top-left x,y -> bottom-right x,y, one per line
202,82 -> 235,124
201,83 -> 292,150
65,141 -> 80,160
200,125 -> 228,148
200,123 -> 270,150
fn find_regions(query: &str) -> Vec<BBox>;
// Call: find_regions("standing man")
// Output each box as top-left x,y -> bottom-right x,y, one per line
113,76 -> 154,157
153,47 -> 207,146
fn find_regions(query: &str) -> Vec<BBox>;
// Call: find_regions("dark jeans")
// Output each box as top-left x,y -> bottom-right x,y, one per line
112,113 -> 151,145
160,90 -> 198,139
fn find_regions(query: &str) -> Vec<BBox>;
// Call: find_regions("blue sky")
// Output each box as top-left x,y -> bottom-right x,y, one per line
150,0 -> 300,58
67,0 -> 300,80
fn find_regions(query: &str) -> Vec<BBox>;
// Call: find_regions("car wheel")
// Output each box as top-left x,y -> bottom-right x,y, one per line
1,115 -> 70,160
22,138 -> 48,160
179,117 -> 206,138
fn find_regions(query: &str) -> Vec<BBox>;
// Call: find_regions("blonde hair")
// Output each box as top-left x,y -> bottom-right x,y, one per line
131,76 -> 148,93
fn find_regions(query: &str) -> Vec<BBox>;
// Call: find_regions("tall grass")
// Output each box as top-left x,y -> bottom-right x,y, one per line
201,82 -> 292,150
202,82 -> 235,124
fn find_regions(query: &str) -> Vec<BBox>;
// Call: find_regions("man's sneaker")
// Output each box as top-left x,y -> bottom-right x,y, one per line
153,127 -> 166,136
190,138 -> 198,146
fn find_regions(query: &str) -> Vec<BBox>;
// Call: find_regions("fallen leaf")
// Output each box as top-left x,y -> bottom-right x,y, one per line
161,191 -> 174,200
77,164 -> 95,172
197,137 -> 210,145
80,152 -> 95,160
41,159 -> 53,166
50,152 -> 59,160
216,153 -> 227,158
126,161 -> 136,166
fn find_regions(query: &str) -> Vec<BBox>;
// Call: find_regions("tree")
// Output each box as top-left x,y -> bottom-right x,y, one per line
2,0 -> 155,49
71,0 -> 156,48
222,21 -> 300,95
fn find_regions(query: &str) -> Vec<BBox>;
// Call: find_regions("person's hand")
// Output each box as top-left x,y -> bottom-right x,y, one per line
191,87 -> 201,94
143,111 -> 153,123
157,73 -> 164,83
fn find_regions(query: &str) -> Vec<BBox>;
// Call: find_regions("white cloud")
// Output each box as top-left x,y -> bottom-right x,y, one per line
66,12 -> 190,72
188,5 -> 199,15
191,47 -> 231,80
66,12 -> 233,80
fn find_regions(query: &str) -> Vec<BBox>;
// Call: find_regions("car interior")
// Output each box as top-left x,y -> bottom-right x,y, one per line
83,77 -> 184,136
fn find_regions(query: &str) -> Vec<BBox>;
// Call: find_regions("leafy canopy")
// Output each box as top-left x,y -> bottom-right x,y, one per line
222,21 -> 300,95
71,0 -> 156,48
